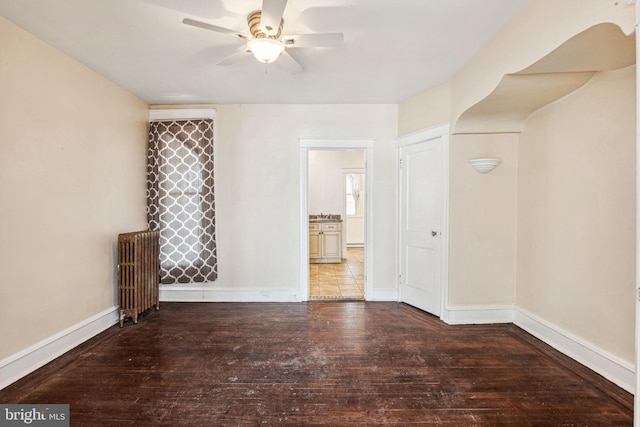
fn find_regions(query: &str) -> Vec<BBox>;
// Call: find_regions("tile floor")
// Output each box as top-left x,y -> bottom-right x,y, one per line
309,248 -> 364,299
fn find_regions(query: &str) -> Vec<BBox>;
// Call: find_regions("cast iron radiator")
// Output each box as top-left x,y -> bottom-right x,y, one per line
117,230 -> 160,326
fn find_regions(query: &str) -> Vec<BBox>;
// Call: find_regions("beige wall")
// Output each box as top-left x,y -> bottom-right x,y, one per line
451,0 -> 635,126
308,150 -> 365,215
210,104 -> 398,293
449,133 -> 518,306
518,66 -> 636,362
0,17 -> 148,360
1,0 -> 635,386
397,0 -> 636,367
1,17 -> 398,371
398,0 -> 635,135
398,82 -> 451,137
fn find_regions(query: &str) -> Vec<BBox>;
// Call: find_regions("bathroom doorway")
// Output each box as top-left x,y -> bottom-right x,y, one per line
299,139 -> 373,301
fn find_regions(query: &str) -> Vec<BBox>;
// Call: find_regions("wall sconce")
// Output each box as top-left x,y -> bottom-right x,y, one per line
469,158 -> 501,174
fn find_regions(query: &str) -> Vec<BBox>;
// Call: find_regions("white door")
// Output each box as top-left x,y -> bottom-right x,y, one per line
399,137 -> 444,316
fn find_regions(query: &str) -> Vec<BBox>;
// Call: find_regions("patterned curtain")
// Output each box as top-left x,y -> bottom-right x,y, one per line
147,119 -> 217,284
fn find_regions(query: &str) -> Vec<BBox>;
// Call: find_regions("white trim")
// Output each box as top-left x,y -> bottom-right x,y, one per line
299,139 -> 375,301
363,148 -> 374,299
440,131 -> 451,317
515,308 -> 635,394
442,305 -> 516,325
1,299 -> 632,397
0,306 -> 119,390
395,123 -> 450,147
368,288 -> 399,301
341,168 -> 366,174
160,286 -> 302,302
440,304 -> 634,393
300,147 -> 311,301
299,139 -> 374,149
635,4 -> 640,421
148,108 -> 216,121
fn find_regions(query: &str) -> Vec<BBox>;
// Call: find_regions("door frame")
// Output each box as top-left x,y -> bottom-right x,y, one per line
634,1 -> 639,422
395,124 -> 450,318
299,139 -> 374,301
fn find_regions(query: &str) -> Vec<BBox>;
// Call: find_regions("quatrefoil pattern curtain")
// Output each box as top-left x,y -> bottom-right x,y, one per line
147,119 -> 217,284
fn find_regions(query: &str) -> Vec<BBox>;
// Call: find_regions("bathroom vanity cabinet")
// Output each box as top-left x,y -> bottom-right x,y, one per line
309,221 -> 342,263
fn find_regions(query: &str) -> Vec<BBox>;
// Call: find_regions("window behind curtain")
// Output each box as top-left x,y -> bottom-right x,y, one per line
147,119 -> 217,284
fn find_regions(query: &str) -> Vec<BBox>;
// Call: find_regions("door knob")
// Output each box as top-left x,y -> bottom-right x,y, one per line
431,230 -> 439,237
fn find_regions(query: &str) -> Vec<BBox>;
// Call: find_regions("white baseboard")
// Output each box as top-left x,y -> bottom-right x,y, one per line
0,306 -> 119,391
441,304 -> 634,394
442,305 -> 516,325
514,308 -> 635,394
160,286 -> 303,302
367,288 -> 398,301
2,301 -> 634,396
161,286 -> 400,303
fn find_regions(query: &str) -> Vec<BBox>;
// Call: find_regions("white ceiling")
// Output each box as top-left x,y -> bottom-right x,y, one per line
0,0 -> 528,105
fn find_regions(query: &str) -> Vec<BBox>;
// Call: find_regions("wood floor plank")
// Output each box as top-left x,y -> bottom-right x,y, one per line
0,302 -> 633,426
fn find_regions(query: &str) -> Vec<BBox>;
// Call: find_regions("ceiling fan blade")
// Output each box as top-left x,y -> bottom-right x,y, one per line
282,33 -> 344,48
277,50 -> 303,74
260,0 -> 288,36
183,18 -> 250,40
217,46 -> 252,66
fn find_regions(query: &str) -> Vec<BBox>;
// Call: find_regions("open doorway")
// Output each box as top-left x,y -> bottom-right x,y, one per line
299,139 -> 374,302
307,150 -> 365,299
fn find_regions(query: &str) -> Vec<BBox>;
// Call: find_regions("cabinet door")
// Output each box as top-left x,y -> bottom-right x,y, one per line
322,231 -> 341,258
309,232 -> 321,258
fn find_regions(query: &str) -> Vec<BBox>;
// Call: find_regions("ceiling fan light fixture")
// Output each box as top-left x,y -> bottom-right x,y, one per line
248,38 -> 285,63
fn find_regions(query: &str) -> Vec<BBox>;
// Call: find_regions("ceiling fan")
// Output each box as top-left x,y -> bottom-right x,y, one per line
183,0 -> 344,74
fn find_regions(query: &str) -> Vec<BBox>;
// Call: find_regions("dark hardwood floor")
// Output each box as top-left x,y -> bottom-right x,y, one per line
0,302 -> 633,426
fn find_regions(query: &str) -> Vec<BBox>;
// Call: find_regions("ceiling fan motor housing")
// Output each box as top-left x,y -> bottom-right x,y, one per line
248,11 -> 283,39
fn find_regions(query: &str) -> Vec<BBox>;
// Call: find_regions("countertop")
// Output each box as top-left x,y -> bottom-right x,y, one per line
309,215 -> 342,223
